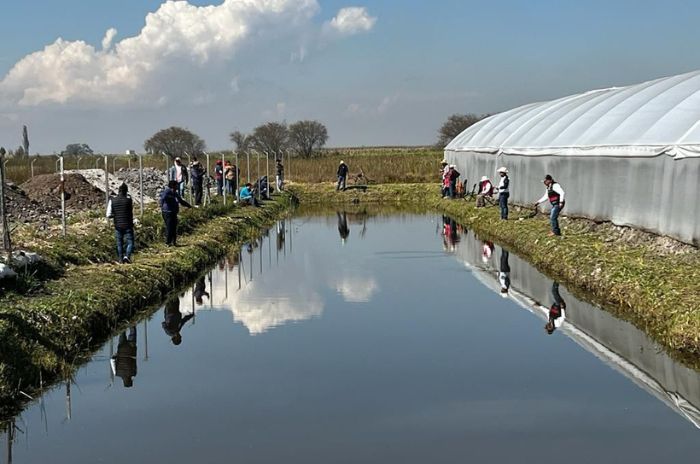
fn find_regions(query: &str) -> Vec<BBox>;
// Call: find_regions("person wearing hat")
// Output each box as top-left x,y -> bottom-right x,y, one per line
545,282 -> 567,334
447,165 -> 461,199
106,183 -> 135,263
337,160 -> 349,191
534,174 -> 566,236
160,180 -> 193,246
496,167 -> 510,219
168,157 -> 188,198
214,159 -> 224,196
189,157 -> 205,206
476,175 -> 494,207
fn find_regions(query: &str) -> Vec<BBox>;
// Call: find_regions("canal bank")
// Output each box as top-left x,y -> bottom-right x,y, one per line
287,183 -> 700,364
0,195 -> 294,417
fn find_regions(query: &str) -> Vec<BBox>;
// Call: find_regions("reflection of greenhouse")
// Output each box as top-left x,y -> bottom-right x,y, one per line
453,228 -> 700,429
445,70 -> 700,245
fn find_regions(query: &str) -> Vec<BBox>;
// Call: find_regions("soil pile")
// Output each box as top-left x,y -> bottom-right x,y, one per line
21,173 -> 106,212
3,182 -> 55,223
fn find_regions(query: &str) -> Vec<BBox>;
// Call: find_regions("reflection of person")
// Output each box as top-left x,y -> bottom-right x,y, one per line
162,296 -> 194,345
337,161 -> 348,191
160,180 -> 192,246
193,276 -> 210,305
498,249 -> 511,296
277,220 -> 286,251
111,326 -> 137,388
534,174 -> 566,236
337,212 -> 350,243
481,240 -> 494,264
545,282 -> 567,334
442,216 -> 459,251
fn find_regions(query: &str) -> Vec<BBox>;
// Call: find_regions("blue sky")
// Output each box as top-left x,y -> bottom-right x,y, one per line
1,0 -> 700,153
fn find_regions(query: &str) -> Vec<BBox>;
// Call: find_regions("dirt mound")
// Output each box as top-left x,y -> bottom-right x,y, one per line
3,182 -> 55,223
21,173 -> 106,212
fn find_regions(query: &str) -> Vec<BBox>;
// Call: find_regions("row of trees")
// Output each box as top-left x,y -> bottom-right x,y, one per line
143,120 -> 328,161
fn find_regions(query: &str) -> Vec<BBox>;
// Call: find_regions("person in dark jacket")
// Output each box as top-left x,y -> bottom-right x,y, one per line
448,165 -> 460,199
193,276 -> 210,305
276,159 -> 285,191
214,160 -> 224,196
190,158 -> 204,206
111,326 -> 137,388
160,180 -> 192,246
162,296 -> 193,346
106,183 -> 135,263
337,160 -> 349,191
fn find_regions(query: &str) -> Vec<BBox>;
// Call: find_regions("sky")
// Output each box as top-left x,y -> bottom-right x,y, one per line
1,0 -> 700,153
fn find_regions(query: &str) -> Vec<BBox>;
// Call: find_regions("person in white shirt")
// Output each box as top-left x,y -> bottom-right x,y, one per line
476,176 -> 493,207
534,174 -> 566,236
496,167 -> 510,219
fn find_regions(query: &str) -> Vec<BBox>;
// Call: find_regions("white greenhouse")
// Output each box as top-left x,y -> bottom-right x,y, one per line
445,69 -> 700,245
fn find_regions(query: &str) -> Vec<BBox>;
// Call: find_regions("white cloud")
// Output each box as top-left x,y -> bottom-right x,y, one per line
323,7 -> 377,37
377,94 -> 398,114
0,0 -> 368,108
333,276 -> 379,303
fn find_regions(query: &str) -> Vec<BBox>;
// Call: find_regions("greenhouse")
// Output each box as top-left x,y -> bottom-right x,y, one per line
444,69 -> 700,245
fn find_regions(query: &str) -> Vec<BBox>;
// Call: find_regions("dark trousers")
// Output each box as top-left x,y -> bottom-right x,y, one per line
216,179 -> 223,196
499,192 -> 509,219
162,212 -> 178,245
193,182 -> 203,205
115,227 -> 134,260
337,176 -> 346,191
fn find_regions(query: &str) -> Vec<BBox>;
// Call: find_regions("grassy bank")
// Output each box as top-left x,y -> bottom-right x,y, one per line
0,195 -> 294,417
287,183 -> 700,364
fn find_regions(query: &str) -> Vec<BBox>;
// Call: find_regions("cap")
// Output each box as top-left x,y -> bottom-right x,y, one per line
480,176 -> 488,182
497,167 -> 508,174
441,159 -> 448,164
175,157 -> 181,162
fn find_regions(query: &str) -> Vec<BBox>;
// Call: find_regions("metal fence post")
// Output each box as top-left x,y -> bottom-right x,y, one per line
60,155 -> 66,237
0,148 -> 12,262
104,154 -> 109,212
266,151 -> 270,198
31,158 -> 37,178
235,151 -> 240,201
76,156 -> 82,170
222,151 -> 226,206
139,152 -> 144,218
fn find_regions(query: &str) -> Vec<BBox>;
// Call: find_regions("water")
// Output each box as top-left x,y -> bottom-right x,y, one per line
2,212 -> 699,463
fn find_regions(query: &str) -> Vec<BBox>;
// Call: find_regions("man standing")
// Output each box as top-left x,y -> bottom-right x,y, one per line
337,160 -> 349,191
168,157 -> 188,198
276,159 -> 285,192
534,174 -> 566,236
214,159 -> 224,196
496,167 -> 510,219
189,158 -> 204,206
448,165 -> 460,199
106,183 -> 135,264
160,180 -> 192,246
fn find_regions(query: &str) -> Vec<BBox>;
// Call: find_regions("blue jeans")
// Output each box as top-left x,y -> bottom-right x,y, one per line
337,176 -> 346,191
115,228 -> 134,260
449,181 -> 456,198
499,192 -> 509,219
550,204 -> 562,235
178,181 -> 186,198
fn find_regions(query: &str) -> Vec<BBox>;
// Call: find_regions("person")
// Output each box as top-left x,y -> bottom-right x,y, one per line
106,183 -> 135,264
476,175 -> 494,207
214,159 -> 224,196
239,182 -> 258,206
224,161 -> 238,196
162,296 -> 194,346
190,158 -> 204,206
168,157 -> 188,198
534,174 -> 566,236
337,211 -> 349,243
499,249 -> 511,296
337,160 -> 349,191
448,165 -> 460,199
193,276 -> 210,305
276,159 -> 285,191
496,166 -> 510,219
545,282 -> 567,334
440,160 -> 450,197
159,180 -> 192,246
110,326 -> 137,388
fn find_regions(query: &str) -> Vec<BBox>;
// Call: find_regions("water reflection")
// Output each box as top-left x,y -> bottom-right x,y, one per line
161,296 -> 194,346
110,327 -> 137,388
445,218 -> 700,429
337,211 -> 350,243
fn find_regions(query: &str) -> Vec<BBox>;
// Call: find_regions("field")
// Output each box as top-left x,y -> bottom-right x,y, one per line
3,147 -> 443,185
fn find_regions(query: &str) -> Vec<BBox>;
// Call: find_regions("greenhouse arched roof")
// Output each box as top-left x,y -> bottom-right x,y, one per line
446,70 -> 700,159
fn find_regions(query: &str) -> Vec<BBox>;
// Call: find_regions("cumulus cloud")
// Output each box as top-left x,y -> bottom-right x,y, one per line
333,276 -> 379,303
0,0 -> 375,108
323,7 -> 376,37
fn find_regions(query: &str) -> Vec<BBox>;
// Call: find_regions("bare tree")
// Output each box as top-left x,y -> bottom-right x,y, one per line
288,120 -> 328,158
144,126 -> 206,160
230,130 -> 253,155
251,122 -> 289,160
436,113 -> 486,148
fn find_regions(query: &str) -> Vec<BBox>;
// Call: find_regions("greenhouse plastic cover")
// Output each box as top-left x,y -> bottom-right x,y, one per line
446,70 -> 700,158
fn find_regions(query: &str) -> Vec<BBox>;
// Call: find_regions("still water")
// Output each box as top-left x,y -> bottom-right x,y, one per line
2,212 -> 699,463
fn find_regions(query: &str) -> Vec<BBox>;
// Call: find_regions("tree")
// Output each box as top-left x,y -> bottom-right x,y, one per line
436,113 -> 485,148
288,120 -> 328,158
62,143 -> 94,156
230,130 -> 254,155
250,122 -> 289,160
144,126 -> 205,160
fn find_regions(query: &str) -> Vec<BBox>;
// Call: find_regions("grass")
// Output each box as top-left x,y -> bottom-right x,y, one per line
287,183 -> 700,365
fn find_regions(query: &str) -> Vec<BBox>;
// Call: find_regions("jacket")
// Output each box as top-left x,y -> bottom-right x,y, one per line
337,164 -> 349,177
168,164 -> 188,183
159,188 -> 191,214
106,194 -> 134,230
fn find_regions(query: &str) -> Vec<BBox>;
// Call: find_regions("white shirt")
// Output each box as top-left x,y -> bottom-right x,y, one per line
497,175 -> 509,193
537,182 -> 565,204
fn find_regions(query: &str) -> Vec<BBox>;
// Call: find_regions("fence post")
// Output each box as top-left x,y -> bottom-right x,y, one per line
76,156 -> 82,170
104,154 -> 109,212
31,158 -> 37,178
0,148 -> 12,262
60,155 -> 66,237
222,151 -> 226,206
139,152 -> 144,218
266,151 -> 270,198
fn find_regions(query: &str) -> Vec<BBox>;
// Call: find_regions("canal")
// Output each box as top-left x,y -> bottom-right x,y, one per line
1,211 -> 699,463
